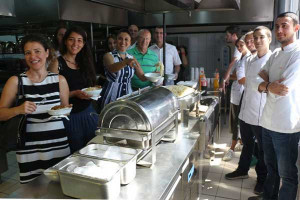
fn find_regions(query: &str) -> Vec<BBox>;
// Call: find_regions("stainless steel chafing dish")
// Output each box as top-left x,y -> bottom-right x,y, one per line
163,85 -> 202,121
177,90 -> 201,114
98,87 -> 179,164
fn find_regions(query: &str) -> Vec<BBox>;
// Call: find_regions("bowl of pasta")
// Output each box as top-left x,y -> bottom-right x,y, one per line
82,86 -> 102,97
48,105 -> 73,116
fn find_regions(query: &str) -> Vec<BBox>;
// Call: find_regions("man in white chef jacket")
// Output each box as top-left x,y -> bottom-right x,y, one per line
225,26 -> 272,196
221,26 -> 242,90
251,12 -> 300,200
149,26 -> 182,85
237,31 -> 258,85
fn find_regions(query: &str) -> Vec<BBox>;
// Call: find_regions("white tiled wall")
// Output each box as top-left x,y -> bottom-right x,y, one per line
169,33 -> 227,78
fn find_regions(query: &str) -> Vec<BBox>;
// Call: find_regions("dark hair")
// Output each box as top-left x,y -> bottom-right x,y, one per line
61,26 -> 96,86
21,34 -> 55,63
117,29 -> 131,38
105,34 -> 116,52
277,12 -> 299,25
225,26 -> 242,38
155,26 -> 164,29
53,24 -> 67,50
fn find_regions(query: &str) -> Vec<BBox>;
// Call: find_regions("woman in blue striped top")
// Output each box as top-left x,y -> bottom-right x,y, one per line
98,29 -> 146,110
0,35 -> 71,183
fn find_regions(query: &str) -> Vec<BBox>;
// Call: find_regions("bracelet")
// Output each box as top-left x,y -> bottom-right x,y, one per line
265,82 -> 270,92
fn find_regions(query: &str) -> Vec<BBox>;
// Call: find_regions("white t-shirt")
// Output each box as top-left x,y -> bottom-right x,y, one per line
230,53 -> 251,105
149,43 -> 182,74
257,41 -> 300,133
239,51 -> 272,126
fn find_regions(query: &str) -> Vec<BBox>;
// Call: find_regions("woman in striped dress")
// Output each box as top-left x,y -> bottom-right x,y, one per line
0,35 -> 70,183
98,29 -> 146,110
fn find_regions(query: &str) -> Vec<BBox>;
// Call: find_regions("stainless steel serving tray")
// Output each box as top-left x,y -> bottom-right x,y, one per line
76,144 -> 142,185
52,155 -> 121,199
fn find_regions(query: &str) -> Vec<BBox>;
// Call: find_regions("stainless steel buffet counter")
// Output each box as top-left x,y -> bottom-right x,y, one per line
7,115 -> 204,200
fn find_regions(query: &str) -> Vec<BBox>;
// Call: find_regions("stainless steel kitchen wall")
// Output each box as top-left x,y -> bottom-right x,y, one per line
167,33 -> 226,79
13,0 -> 128,26
58,0 -> 128,25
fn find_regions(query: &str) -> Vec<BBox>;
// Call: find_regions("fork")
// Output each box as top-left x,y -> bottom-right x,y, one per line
36,97 -> 46,106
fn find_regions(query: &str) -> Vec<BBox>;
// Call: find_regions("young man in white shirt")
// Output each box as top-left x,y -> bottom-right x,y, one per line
221,26 -> 242,91
250,12 -> 300,200
225,26 -> 272,196
149,26 -> 182,85
128,24 -> 139,50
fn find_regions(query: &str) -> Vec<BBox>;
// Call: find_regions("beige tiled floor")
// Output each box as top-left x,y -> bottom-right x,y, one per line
0,122 -> 299,199
199,125 -> 300,200
199,130 -> 259,200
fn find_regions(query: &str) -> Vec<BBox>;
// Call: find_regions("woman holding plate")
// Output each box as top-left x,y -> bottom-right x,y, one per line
98,29 -> 146,110
49,26 -> 98,153
0,34 -> 71,183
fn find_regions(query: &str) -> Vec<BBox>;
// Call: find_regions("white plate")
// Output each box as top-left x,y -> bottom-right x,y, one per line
144,73 -> 162,82
82,87 -> 102,97
48,107 -> 72,116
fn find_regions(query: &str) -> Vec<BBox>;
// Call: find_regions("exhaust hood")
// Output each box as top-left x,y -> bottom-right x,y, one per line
0,0 -> 15,17
163,0 -> 240,10
131,0 -> 273,27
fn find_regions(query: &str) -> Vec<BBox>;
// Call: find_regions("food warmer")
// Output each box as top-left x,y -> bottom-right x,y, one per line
97,87 -> 180,164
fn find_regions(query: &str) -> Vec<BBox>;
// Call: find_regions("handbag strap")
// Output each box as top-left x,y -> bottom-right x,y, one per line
15,75 -> 24,107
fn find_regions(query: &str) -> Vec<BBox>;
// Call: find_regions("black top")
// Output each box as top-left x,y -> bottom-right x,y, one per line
58,56 -> 91,113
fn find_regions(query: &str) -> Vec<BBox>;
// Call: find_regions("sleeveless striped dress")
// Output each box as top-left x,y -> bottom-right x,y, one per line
16,72 -> 70,184
98,50 -> 135,110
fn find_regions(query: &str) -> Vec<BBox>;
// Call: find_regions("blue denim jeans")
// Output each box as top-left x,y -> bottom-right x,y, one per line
63,104 -> 99,153
237,120 -> 267,183
262,128 -> 299,200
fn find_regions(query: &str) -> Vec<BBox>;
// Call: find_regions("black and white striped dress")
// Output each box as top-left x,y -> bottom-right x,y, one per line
98,50 -> 135,110
16,72 -> 70,184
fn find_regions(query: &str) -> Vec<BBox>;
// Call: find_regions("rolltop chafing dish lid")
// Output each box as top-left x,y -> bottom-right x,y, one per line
164,85 -> 201,111
98,87 -> 179,131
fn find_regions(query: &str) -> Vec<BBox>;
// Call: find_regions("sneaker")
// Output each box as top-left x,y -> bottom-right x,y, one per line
234,142 -> 243,151
248,196 -> 263,200
225,170 -> 249,180
223,149 -> 234,161
254,182 -> 264,195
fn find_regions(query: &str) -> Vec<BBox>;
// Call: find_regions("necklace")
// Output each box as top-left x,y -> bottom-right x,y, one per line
63,57 -> 77,65
118,51 -> 126,55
